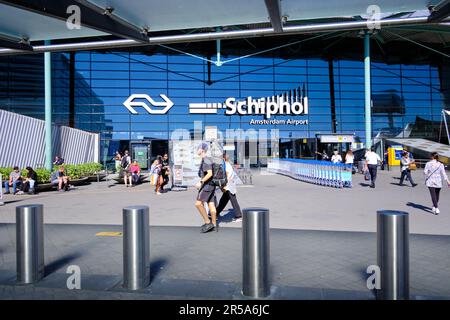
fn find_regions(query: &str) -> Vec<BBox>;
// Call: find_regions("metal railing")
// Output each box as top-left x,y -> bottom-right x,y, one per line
268,158 -> 352,188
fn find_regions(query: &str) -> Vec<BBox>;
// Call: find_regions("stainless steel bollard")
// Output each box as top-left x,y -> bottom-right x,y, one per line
377,210 -> 409,300
123,205 -> 150,290
16,204 -> 45,284
242,207 -> 270,298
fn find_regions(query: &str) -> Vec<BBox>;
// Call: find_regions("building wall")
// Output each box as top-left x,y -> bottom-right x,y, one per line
0,50 -> 447,162
0,110 -> 98,168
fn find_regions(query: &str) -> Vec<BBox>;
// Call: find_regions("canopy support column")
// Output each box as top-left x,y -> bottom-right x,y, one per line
364,32 -> 372,148
44,40 -> 52,170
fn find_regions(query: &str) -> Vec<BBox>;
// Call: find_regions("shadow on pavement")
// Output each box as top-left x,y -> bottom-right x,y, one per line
390,182 -> 402,186
359,183 -> 371,187
44,252 -> 83,277
3,199 -> 28,205
150,258 -> 168,282
219,210 -> 236,223
406,202 -> 433,214
357,267 -> 377,298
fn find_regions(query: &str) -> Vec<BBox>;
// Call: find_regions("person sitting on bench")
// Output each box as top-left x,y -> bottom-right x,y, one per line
51,166 -> 70,191
129,160 -> 141,186
3,166 -> 22,195
17,166 -> 38,195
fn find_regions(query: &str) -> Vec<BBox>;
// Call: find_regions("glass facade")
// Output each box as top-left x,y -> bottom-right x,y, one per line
0,49 -> 447,164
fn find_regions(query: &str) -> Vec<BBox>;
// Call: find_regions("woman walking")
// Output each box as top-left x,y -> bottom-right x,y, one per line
399,151 -> 417,187
114,151 -> 122,173
424,152 -> 450,215
345,150 -> 354,165
154,155 -> 163,195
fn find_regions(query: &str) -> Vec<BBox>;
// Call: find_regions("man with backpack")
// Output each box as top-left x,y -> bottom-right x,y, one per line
216,154 -> 242,222
121,150 -> 132,187
194,142 -> 219,233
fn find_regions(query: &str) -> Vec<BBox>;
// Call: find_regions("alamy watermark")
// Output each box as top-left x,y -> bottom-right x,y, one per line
170,121 -> 280,167
66,265 -> 81,290
66,5 -> 81,30
366,265 -> 381,290
367,5 -> 381,30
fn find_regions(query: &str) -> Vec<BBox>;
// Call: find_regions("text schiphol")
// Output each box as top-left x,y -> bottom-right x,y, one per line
225,95 -> 308,119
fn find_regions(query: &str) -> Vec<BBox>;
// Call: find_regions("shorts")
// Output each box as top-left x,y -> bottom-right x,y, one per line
197,184 -> 216,203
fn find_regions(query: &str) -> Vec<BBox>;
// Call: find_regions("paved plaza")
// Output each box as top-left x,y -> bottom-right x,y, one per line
1,168 -> 450,234
1,168 -> 450,299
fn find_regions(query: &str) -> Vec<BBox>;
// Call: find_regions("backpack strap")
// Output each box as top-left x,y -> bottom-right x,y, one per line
425,163 -> 442,182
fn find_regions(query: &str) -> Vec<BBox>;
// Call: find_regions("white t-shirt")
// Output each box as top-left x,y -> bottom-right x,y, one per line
345,154 -> 354,164
331,154 -> 342,163
224,162 -> 237,195
366,152 -> 381,165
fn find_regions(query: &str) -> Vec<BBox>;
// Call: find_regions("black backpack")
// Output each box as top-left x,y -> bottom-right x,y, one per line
211,160 -> 228,187
121,156 -> 129,169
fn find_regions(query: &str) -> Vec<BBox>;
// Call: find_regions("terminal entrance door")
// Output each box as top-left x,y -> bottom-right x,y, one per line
130,142 -> 150,170
315,134 -> 355,160
130,140 -> 169,170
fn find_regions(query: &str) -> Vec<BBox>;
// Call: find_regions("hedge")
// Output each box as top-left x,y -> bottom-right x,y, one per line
0,163 -> 103,184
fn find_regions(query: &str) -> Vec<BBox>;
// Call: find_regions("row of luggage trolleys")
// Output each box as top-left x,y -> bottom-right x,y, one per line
267,158 -> 353,188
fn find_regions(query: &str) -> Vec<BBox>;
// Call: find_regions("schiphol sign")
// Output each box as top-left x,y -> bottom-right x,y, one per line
123,88 -> 309,125
189,95 -> 308,120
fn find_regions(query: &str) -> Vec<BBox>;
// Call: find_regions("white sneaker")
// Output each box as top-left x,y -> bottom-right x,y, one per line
435,208 -> 440,215
432,207 -> 436,214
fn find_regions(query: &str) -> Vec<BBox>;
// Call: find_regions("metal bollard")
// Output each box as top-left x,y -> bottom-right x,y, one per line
123,205 -> 150,290
377,210 -> 409,300
16,204 -> 45,284
242,207 -> 270,298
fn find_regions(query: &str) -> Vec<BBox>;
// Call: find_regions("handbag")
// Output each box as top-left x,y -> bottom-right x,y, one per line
408,163 -> 417,171
364,170 -> 370,181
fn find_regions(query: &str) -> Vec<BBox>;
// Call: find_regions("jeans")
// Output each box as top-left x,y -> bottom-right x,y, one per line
216,190 -> 242,218
4,180 -> 22,194
399,170 -> 415,185
428,187 -> 441,208
131,173 -> 139,185
367,164 -> 378,186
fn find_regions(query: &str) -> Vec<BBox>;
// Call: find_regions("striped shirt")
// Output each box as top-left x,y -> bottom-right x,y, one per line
424,160 -> 449,188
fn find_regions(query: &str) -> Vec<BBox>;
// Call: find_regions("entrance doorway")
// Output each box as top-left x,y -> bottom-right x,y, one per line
130,140 -> 169,170
315,134 -> 355,160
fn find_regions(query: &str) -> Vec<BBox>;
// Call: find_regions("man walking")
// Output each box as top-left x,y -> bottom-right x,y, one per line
194,142 -> 218,233
216,154 -> 242,222
365,147 -> 382,188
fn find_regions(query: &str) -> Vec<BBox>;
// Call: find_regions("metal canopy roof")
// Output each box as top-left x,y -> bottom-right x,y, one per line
0,2 -> 105,41
0,0 -> 448,54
